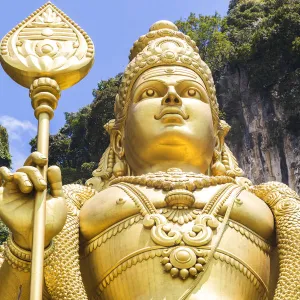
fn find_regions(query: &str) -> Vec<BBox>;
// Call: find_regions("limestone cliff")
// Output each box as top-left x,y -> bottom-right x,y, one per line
217,64 -> 300,193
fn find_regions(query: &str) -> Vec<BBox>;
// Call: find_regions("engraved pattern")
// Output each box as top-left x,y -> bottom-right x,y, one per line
143,214 -> 182,246
3,243 -> 31,272
129,24 -> 199,61
213,249 -> 268,299
159,208 -> 201,224
182,214 -> 219,246
44,184 -> 95,300
217,216 -> 272,254
161,246 -> 207,279
94,246 -> 268,299
110,169 -> 235,191
82,214 -> 143,258
250,182 -> 300,300
93,247 -> 165,298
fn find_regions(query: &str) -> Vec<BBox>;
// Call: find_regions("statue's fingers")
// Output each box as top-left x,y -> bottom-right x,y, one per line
16,166 -> 47,192
47,166 -> 63,197
24,151 -> 48,167
0,167 -> 14,186
13,172 -> 33,194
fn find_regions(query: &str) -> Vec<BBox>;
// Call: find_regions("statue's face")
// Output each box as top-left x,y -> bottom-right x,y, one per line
123,66 -> 216,175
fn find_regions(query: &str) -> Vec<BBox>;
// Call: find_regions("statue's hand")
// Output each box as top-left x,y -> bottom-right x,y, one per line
0,152 -> 67,250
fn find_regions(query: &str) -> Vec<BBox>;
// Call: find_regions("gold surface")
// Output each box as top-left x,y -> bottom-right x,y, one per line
0,2 -> 94,89
0,7 -> 299,300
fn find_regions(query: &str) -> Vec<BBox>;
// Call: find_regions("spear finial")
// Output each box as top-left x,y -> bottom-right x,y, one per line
0,3 -> 94,299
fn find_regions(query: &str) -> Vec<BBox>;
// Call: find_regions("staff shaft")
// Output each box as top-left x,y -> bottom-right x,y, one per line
30,112 -> 50,300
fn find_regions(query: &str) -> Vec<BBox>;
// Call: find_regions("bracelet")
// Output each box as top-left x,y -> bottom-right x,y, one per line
4,234 -> 55,272
7,234 -> 32,261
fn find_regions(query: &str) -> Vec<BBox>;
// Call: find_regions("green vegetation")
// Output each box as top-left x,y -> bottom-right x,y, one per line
0,125 -> 11,244
227,0 -> 300,136
0,126 -> 11,168
175,13 -> 232,73
227,0 -> 300,87
0,222 -> 8,245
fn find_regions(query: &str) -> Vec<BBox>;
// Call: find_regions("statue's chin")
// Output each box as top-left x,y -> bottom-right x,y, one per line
124,123 -> 215,175
125,140 -> 212,175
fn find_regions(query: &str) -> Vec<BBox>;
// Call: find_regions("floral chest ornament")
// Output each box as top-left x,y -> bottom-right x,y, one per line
112,169 -> 244,280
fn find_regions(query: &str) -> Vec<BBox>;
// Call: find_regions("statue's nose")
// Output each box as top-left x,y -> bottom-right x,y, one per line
161,86 -> 182,106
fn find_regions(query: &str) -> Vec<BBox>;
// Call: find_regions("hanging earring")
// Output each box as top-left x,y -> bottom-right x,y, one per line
211,148 -> 227,177
113,159 -> 126,177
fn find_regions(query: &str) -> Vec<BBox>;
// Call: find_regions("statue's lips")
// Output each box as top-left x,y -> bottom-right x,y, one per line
154,107 -> 189,120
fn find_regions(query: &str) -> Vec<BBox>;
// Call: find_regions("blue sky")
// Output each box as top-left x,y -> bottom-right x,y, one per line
0,0 -> 230,170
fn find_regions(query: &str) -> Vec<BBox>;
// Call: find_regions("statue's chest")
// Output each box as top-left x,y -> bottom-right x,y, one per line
80,183 -> 274,242
80,183 -> 274,299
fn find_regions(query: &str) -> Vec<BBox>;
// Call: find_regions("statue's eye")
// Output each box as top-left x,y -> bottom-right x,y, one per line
181,88 -> 202,100
139,88 -> 159,100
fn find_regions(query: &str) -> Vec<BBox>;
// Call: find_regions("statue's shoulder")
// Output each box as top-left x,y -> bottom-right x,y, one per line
250,181 -> 300,207
249,181 -> 300,222
80,184 -> 130,206
63,184 -> 96,211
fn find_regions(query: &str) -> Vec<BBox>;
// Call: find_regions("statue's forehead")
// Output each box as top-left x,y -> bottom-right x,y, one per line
142,66 -> 199,79
133,66 -> 206,89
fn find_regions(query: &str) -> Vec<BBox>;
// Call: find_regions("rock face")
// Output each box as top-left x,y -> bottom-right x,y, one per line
217,64 -> 300,193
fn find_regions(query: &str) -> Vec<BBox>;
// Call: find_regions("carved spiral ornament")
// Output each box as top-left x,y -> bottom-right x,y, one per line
0,2 -> 94,89
161,247 -> 207,280
274,198 -> 299,217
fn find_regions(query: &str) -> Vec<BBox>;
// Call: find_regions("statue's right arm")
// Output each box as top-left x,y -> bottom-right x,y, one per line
251,182 -> 300,300
0,152 -> 67,300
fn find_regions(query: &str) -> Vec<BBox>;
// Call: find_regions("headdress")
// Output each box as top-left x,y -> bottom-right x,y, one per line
86,21 -> 245,191
114,20 -> 219,132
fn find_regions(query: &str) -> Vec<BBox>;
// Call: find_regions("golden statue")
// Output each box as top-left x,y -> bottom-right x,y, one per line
0,3 -> 300,300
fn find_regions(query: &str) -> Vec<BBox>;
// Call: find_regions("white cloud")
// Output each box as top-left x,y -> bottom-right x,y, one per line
10,149 -> 27,171
0,116 -> 37,171
0,115 -> 36,141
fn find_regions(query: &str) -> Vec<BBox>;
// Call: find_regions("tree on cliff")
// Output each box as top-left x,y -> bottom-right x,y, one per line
175,13 -> 232,73
0,125 -> 11,244
0,125 -> 11,168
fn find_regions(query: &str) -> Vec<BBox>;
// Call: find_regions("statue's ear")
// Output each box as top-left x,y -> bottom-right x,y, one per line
86,119 -> 129,191
218,120 -> 231,147
218,120 -> 245,178
111,129 -> 124,159
111,127 -> 129,177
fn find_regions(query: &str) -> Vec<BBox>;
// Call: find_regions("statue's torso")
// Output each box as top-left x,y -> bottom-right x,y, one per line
79,182 -> 275,300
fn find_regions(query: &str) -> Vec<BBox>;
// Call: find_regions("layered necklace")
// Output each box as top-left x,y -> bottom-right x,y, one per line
110,168 -> 236,209
111,168 -> 244,289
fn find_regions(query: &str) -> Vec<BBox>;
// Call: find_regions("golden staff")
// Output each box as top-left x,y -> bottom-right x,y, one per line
0,2 -> 94,299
